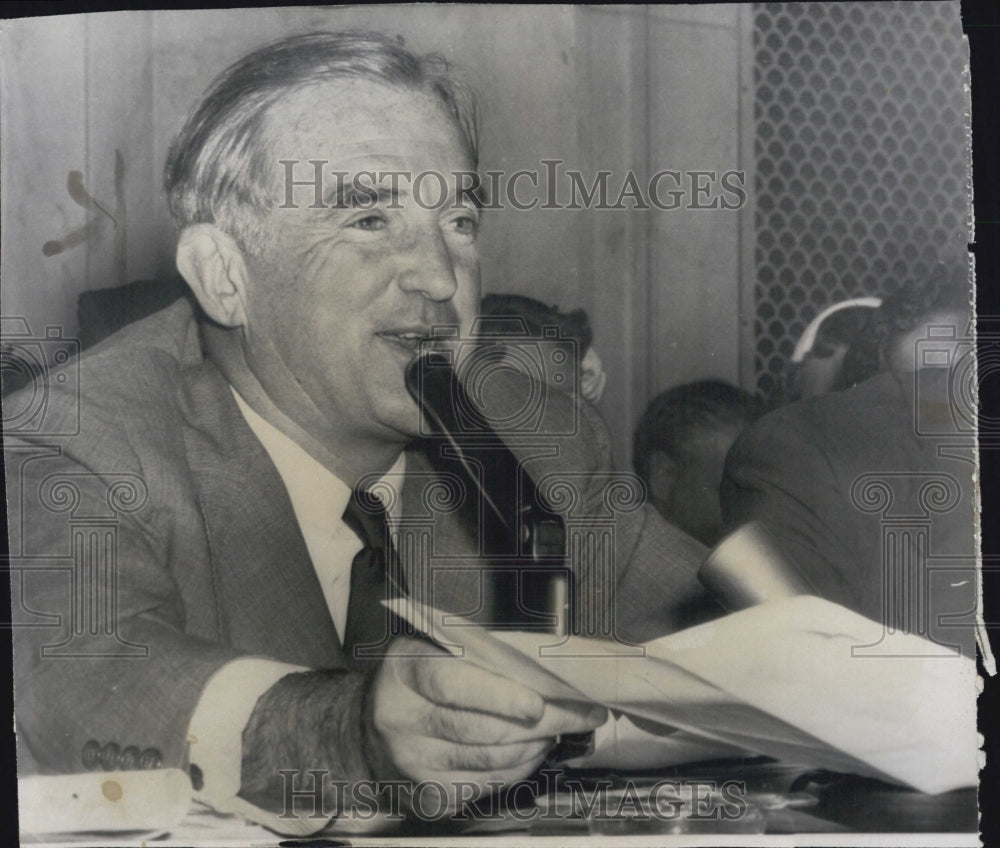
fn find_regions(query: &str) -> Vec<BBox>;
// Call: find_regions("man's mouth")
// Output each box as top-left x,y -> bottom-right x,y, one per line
376,329 -> 439,354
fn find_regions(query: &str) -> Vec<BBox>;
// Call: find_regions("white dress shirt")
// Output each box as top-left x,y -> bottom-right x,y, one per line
186,388 -> 404,830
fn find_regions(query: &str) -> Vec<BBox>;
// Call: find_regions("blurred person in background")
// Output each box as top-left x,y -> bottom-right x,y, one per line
785,297 -> 881,401
477,293 -> 607,404
633,381 -> 761,546
839,264 -> 972,387
722,264 -> 976,657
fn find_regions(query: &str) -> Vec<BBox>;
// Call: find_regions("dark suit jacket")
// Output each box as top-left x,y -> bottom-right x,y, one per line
721,370 -> 977,657
8,299 -> 713,777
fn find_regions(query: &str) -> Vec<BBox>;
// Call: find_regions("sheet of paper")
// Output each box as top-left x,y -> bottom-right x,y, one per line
566,714 -> 751,770
388,595 -> 978,794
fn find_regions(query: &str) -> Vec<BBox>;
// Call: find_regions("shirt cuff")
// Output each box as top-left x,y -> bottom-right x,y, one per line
187,657 -> 308,811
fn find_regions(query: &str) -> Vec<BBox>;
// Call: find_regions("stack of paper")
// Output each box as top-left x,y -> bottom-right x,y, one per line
388,595 -> 978,795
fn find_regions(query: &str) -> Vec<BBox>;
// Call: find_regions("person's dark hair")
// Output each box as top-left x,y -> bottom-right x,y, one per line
840,264 -> 971,387
477,294 -> 593,353
874,264 -> 970,347
632,381 -> 760,487
163,31 -> 479,254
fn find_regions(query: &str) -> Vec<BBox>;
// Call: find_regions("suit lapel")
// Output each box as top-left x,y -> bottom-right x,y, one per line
178,354 -> 345,669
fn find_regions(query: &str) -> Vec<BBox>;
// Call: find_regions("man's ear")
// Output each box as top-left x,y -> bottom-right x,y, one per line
175,224 -> 251,328
648,451 -> 678,504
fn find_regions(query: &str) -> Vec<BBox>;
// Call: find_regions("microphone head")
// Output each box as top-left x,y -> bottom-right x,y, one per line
405,350 -> 493,440
405,350 -> 452,407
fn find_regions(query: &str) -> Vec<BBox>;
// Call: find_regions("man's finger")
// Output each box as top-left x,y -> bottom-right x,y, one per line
424,698 -> 606,744
404,656 -> 545,721
408,736 -> 552,774
535,700 -> 608,736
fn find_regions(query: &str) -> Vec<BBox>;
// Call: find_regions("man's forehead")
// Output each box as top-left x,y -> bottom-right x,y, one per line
264,78 -> 467,160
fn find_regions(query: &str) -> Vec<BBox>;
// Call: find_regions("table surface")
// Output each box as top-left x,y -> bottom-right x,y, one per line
20,764 -> 979,847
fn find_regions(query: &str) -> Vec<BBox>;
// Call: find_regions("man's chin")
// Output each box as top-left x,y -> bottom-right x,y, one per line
366,350 -> 440,442
375,394 -> 429,444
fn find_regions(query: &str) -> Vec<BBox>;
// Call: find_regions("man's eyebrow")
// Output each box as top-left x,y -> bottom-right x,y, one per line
323,181 -> 405,209
318,174 -> 487,210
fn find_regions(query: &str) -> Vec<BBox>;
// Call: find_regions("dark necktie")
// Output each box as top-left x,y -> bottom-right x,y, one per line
341,488 -> 408,669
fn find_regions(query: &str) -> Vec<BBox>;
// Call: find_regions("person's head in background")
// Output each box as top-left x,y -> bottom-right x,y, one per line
633,381 -> 761,546
475,293 -> 607,403
786,298 -> 881,401
836,264 -> 971,390
882,265 -> 971,371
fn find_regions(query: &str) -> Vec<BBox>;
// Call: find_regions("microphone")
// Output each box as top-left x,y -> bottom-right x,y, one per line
405,351 -> 570,633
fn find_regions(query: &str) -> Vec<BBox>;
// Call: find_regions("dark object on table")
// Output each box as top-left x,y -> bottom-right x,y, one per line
799,773 -> 977,833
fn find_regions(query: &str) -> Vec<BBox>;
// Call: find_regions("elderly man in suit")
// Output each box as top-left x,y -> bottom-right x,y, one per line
7,32 -> 712,834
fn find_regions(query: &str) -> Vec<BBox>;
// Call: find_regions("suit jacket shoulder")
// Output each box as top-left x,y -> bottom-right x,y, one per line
721,371 -> 976,655
7,300 -> 341,773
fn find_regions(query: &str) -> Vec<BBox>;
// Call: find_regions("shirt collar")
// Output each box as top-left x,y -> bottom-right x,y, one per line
229,387 -> 405,530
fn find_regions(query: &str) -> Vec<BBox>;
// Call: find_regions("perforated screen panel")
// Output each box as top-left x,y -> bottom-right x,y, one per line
751,1 -> 969,398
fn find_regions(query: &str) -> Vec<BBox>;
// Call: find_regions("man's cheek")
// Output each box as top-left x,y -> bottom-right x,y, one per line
455,284 -> 481,333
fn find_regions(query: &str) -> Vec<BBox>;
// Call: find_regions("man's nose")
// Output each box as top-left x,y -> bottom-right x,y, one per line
395,226 -> 459,302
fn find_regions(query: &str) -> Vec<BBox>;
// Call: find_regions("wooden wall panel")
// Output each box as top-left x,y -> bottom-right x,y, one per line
2,6 -> 751,470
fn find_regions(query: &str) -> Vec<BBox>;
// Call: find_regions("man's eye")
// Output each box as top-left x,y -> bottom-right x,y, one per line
351,214 -> 387,231
451,215 -> 479,236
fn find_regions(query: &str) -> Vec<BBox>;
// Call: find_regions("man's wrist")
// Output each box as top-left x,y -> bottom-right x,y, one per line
239,668 -> 374,814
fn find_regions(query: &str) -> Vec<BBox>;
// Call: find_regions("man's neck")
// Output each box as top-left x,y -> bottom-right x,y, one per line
202,322 -> 406,483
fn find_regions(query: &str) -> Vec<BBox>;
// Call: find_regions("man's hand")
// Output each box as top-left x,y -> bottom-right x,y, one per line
367,637 -> 606,801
